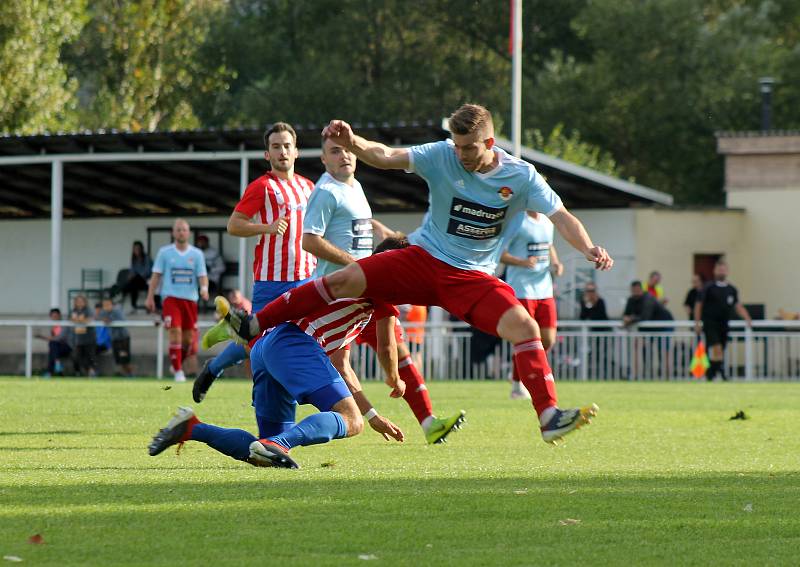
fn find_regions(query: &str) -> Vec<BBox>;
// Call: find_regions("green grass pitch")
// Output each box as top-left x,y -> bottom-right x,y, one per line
1,377 -> 799,566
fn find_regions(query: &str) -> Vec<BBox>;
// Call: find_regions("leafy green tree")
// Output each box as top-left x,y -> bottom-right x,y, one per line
67,0 -> 231,131
525,124 -> 626,178
0,0 -> 86,133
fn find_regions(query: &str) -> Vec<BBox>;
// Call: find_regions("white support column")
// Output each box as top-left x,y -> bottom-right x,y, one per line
238,156 -> 248,295
156,323 -> 165,379
51,160 -> 63,309
25,324 -> 33,378
511,0 -> 523,158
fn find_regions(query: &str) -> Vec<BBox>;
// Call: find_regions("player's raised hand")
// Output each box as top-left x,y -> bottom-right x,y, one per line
586,246 -> 613,271
266,216 -> 289,236
322,120 -> 355,147
144,295 -> 156,313
368,414 -> 405,442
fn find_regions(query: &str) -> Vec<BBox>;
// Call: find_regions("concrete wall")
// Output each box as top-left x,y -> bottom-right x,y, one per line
727,189 -> 800,315
632,208 -> 747,320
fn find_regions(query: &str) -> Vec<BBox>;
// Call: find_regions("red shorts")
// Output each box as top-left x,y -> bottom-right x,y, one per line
355,316 -> 405,349
519,298 -> 557,329
358,245 -> 520,336
162,297 -> 198,331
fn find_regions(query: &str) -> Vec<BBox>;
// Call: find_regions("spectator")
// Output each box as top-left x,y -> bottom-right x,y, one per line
643,270 -> 668,305
36,308 -> 72,377
99,297 -> 134,377
95,302 -> 112,356
70,294 -> 97,377
579,283 -> 609,326
683,274 -> 704,319
623,281 -> 673,329
226,288 -> 252,315
694,259 -> 752,381
196,234 -> 226,296
623,280 -> 674,378
121,241 -> 153,312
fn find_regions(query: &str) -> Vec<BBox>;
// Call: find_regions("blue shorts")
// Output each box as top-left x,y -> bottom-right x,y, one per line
252,279 -> 310,312
250,323 -> 351,437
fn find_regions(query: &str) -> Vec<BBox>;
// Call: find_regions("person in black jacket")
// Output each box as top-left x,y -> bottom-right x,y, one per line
694,260 -> 751,381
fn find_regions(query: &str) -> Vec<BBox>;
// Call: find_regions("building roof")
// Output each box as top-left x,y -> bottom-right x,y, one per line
0,123 -> 672,219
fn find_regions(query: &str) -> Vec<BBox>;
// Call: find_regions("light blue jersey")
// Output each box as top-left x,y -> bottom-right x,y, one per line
406,139 -> 563,274
503,212 -> 555,299
304,172 -> 373,277
152,244 -> 207,301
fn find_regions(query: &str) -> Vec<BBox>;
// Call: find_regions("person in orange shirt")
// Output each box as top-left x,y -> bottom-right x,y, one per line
401,304 -> 428,369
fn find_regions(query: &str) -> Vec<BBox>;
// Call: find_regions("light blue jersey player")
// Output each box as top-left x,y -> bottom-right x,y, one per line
502,211 -> 557,301
501,211 -> 564,399
406,138 -> 562,274
304,171 -> 373,276
235,105 -> 613,445
151,243 -> 207,302
146,218 -> 209,382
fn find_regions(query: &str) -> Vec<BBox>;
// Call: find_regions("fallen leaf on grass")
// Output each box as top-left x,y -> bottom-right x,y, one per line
743,503 -> 753,512
3,556 -> 23,562
320,461 -> 336,468
162,386 -> 172,391
27,534 -> 44,545
558,518 -> 581,526
729,410 -> 748,420
358,554 -> 378,560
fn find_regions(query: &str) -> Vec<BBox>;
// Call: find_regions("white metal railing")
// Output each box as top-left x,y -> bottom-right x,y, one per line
4,319 -> 800,381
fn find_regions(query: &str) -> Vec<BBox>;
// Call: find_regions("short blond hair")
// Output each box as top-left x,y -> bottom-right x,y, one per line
448,104 -> 494,137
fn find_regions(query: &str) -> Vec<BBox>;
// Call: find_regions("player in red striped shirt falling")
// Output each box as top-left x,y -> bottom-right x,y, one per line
194,123 -> 316,395
149,241 -> 408,469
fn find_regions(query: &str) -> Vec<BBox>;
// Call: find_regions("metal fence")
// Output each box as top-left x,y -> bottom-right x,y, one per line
4,319 -> 800,381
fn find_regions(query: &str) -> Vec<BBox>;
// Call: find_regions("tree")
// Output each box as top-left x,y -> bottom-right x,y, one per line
0,0 -> 85,133
67,0 -> 232,131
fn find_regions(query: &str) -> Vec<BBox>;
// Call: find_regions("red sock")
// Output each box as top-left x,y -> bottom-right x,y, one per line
180,416 -> 201,442
256,278 -> 334,330
169,343 -> 183,373
399,356 -> 433,423
513,339 -> 557,416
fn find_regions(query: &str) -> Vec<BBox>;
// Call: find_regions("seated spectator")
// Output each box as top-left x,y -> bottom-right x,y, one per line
580,283 -> 609,328
777,309 -> 799,321
643,270 -> 668,305
36,308 -> 72,377
121,241 -> 153,312
683,274 -> 704,319
99,297 -> 134,377
226,288 -> 252,314
623,281 -> 674,329
70,294 -> 97,377
197,234 -> 226,296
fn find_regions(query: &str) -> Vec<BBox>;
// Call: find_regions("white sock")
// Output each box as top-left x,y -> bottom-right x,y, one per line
421,415 -> 436,432
174,370 -> 186,382
539,406 -> 558,426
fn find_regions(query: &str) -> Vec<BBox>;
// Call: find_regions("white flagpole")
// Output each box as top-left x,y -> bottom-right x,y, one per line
511,0 -> 522,158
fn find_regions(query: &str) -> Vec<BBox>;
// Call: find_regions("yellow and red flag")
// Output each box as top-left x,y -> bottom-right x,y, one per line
690,341 -> 710,379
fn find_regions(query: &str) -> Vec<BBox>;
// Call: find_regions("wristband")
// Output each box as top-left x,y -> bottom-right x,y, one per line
363,408 -> 378,420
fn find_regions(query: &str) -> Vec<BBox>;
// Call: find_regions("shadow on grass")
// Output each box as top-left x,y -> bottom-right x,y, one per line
0,430 -> 84,436
2,474 -> 799,566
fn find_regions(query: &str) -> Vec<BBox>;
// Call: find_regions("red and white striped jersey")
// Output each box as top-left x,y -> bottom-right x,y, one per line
293,298 -> 399,355
235,172 -> 316,282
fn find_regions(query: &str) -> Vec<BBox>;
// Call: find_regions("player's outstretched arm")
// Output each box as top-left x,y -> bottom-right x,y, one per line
328,349 -> 404,442
302,234 -> 355,267
550,207 -> 613,271
375,315 -> 404,398
322,120 -> 410,170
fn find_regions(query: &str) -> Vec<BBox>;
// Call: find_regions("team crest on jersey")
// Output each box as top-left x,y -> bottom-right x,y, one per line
498,186 -> 514,201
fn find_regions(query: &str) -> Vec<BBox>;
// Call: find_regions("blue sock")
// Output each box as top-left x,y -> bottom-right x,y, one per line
190,423 -> 257,461
269,412 -> 347,450
209,342 -> 247,377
